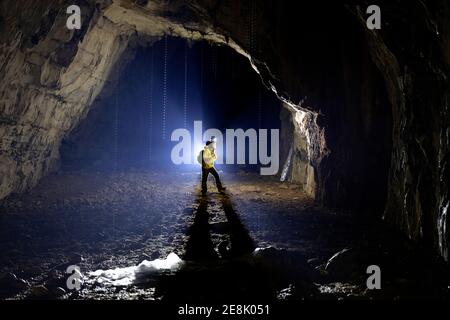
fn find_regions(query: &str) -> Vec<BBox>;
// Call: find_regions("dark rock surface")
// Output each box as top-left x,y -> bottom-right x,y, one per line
0,170 -> 448,300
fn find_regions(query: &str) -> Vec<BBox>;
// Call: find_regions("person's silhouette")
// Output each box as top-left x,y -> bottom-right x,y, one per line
199,139 -> 225,194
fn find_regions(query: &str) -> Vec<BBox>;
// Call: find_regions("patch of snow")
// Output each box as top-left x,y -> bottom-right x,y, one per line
88,252 -> 183,287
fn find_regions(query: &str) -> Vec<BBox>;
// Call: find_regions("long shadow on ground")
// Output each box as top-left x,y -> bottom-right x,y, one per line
155,191 -> 283,303
153,188 -> 327,303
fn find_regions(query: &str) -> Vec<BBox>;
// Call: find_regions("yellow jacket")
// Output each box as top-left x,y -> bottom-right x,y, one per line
202,146 -> 216,169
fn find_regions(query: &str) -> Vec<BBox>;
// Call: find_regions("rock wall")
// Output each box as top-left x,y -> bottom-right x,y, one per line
279,104 -> 323,199
0,0 -> 135,198
0,0 -> 449,260
351,3 -> 450,259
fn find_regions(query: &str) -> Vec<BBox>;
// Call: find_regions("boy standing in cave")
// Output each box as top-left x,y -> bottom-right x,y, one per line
199,138 -> 225,195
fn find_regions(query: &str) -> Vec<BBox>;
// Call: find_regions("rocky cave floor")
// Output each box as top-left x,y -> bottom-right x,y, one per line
0,168 -> 449,301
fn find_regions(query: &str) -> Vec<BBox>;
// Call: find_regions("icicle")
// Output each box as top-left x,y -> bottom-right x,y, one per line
212,46 -> 217,80
114,83 -> 119,172
184,42 -> 188,129
200,43 -> 204,95
199,43 -> 205,117
148,47 -> 154,162
162,35 -> 168,140
247,2 -> 251,52
230,50 -> 235,79
280,145 -> 293,182
258,88 -> 262,129
248,0 -> 256,55
251,0 -> 254,54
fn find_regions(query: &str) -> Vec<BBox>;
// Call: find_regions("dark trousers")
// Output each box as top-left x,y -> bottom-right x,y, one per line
201,167 -> 223,192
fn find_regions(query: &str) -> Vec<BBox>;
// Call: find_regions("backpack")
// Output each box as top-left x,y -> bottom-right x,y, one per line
197,150 -> 204,165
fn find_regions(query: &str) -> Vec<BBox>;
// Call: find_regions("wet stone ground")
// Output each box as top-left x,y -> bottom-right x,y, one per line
0,168 -> 448,300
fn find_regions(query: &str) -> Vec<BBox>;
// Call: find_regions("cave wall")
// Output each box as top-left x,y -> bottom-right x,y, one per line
0,0 -> 137,198
351,3 -> 450,259
279,105 -> 321,199
0,0 -> 449,260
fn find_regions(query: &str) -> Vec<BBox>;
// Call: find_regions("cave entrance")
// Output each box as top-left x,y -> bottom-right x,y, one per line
60,37 -> 311,189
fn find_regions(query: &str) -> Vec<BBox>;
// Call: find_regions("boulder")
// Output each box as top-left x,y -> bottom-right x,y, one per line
325,248 -> 368,281
0,272 -> 30,293
30,285 -> 50,298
